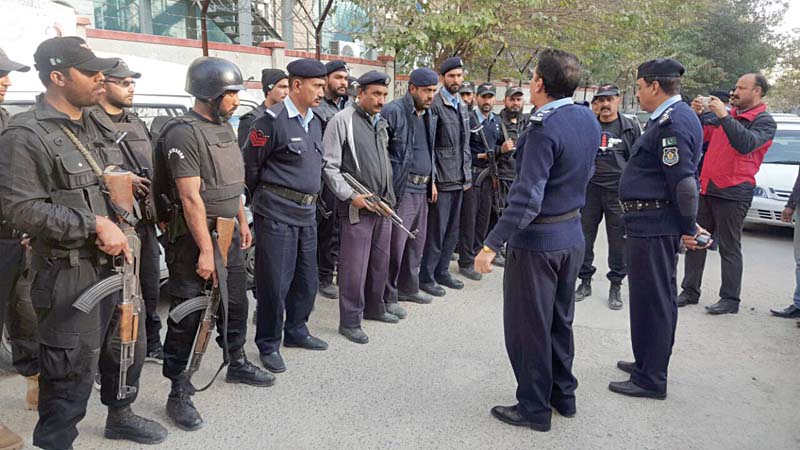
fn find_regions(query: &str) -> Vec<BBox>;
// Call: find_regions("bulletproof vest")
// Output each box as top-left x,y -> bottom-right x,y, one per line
153,114 -> 244,222
114,118 -> 154,173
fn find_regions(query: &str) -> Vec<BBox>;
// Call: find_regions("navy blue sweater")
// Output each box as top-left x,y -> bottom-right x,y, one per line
485,102 -> 600,252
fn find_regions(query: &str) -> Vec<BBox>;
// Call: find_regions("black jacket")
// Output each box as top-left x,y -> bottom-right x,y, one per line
430,90 -> 471,190
610,112 -> 641,170
382,93 -> 438,199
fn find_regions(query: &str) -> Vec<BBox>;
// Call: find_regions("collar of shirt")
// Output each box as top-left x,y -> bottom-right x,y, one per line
284,96 -> 314,132
475,109 -> 494,124
440,88 -> 460,109
650,95 -> 683,121
537,97 -> 574,113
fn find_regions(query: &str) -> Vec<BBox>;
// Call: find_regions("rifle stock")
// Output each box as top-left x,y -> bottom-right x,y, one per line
341,172 -> 417,239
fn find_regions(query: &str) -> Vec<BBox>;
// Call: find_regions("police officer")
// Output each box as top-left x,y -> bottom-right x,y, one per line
420,57 -> 472,296
475,49 -> 600,431
237,68 -> 289,149
0,36 -> 167,448
610,59 -> 708,399
459,80 -> 475,108
458,82 -> 503,281
154,56 -> 273,431
244,59 -> 329,373
315,60 -> 351,300
93,58 -> 166,362
575,84 -> 641,310
382,68 -> 439,307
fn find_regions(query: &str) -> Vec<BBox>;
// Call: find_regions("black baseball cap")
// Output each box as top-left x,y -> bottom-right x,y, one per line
103,58 -> 141,79
505,86 -> 524,97
34,37 -> 118,74
459,81 -> 475,94
595,83 -> 619,97
0,48 -> 30,73
476,82 -> 496,96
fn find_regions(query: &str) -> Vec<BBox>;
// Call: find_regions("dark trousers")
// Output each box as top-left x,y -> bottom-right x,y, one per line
681,195 -> 751,303
31,258 -> 145,450
317,185 -> 340,285
420,189 -> 463,283
339,210 -> 391,327
503,244 -> 582,426
579,184 -> 627,284
163,229 -> 248,382
253,215 -> 316,354
137,223 -> 163,351
627,235 -> 680,393
1,239 -> 39,376
385,192 -> 428,302
458,174 -> 493,269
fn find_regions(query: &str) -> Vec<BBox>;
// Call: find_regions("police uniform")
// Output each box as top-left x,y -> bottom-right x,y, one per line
237,68 -> 288,149
484,93 -> 600,430
612,59 -> 702,398
154,57 -> 272,430
243,59 -> 329,371
0,38 -> 166,448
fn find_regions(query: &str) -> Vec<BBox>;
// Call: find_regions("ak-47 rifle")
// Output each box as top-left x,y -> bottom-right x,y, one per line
342,172 -> 417,239
168,217 -> 235,390
471,124 -> 505,216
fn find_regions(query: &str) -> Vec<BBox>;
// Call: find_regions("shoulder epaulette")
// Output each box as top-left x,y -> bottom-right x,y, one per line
658,107 -> 674,127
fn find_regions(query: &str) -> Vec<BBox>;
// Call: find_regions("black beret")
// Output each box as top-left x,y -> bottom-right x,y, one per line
325,60 -> 348,75
286,58 -> 326,79
356,70 -> 390,87
439,56 -> 463,75
459,81 -> 475,94
476,82 -> 496,96
261,68 -> 287,91
409,67 -> 438,87
637,58 -> 685,78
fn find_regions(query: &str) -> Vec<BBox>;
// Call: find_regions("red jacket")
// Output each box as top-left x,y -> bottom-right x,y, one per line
699,103 -> 776,195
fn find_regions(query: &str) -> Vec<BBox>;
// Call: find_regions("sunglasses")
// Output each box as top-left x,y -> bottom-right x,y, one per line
104,79 -> 136,88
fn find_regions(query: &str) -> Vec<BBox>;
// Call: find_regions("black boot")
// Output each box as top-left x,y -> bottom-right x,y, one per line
226,348 -> 276,387
575,279 -> 591,302
105,405 -> 168,444
166,382 -> 203,431
608,283 -> 623,310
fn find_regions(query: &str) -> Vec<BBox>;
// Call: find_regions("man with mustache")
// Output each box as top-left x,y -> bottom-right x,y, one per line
575,84 -> 641,310
154,57 -> 273,431
244,59 -> 330,373
0,36 -> 167,449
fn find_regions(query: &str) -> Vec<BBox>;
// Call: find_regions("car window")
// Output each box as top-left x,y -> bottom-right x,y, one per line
765,129 -> 800,164
131,104 -> 188,129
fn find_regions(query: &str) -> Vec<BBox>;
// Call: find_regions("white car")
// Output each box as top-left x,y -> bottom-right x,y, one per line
746,118 -> 800,228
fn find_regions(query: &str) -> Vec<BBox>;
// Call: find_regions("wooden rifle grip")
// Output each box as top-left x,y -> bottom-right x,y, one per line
194,320 -> 212,353
103,170 -> 135,215
118,303 -> 135,342
215,217 -> 236,266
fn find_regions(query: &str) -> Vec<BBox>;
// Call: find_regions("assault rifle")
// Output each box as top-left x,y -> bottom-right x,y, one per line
471,125 -> 505,216
341,172 -> 417,239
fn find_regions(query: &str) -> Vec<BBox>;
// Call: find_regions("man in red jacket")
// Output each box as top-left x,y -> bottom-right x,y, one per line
678,73 -> 776,315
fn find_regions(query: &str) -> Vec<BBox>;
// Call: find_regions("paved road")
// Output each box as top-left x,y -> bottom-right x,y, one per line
2,223 -> 798,450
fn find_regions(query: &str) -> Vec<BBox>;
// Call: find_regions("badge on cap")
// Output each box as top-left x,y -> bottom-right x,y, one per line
662,147 -> 679,166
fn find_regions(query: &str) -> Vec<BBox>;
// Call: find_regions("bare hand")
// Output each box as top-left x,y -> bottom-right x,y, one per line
681,225 -> 712,251
196,250 -> 215,281
474,248 -> 495,274
351,194 -> 375,211
690,97 -> 705,115
464,185 -> 471,191
430,184 -> 438,204
782,207 -> 795,223
132,175 -> 151,199
477,153 -> 488,160
240,221 -> 253,249
708,96 -> 728,119
20,235 -> 30,249
501,140 -> 515,153
95,216 -> 132,263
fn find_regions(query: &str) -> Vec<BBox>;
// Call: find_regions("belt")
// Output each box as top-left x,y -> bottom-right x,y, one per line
261,183 -> 317,206
532,209 -> 580,224
0,222 -> 21,239
620,200 -> 672,213
407,174 -> 430,185
33,246 -> 105,268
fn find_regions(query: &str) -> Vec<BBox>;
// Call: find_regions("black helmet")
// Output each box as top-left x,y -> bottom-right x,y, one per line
185,56 -> 245,100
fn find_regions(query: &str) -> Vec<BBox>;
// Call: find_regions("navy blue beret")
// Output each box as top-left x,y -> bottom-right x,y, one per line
637,58 -> 685,78
439,57 -> 463,75
409,67 -> 438,87
261,68 -> 287,91
287,58 -> 326,78
325,60 -> 348,75
356,70 -> 391,87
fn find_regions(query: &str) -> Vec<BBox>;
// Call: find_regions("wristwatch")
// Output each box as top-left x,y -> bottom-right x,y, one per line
482,245 -> 495,253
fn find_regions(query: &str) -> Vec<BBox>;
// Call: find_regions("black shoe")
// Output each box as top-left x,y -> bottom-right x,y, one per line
226,349 -> 276,386
318,282 -> 339,299
677,290 -> 699,307
398,291 -> 433,304
166,385 -> 203,431
364,312 -> 400,324
575,279 -> 591,302
420,282 -> 446,297
284,335 -> 329,350
145,345 -> 164,365
436,275 -> 464,290
705,299 -> 739,315
608,380 -> 666,400
259,352 -> 286,373
339,326 -> 369,344
492,253 -> 506,268
552,404 -> 576,418
386,303 -> 408,319
770,305 -> 800,318
616,360 -> 635,374
105,406 -> 168,444
458,266 -> 483,281
490,405 -> 550,432
608,284 -> 623,310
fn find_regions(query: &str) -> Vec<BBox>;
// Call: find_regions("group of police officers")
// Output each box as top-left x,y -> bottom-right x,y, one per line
0,35 -> 715,449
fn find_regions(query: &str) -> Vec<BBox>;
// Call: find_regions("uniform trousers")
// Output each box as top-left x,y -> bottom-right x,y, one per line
385,192 -> 428,302
137,223 -> 163,351
420,189 -> 463,283
317,185 -> 340,285
458,173 -> 493,269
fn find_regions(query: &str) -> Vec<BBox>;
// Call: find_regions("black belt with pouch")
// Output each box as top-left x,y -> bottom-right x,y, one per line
261,183 -> 317,206
620,200 -> 672,213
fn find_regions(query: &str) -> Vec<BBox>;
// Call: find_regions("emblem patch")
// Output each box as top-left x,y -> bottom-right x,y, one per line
662,146 -> 679,166
167,148 -> 185,160
249,129 -> 268,147
661,136 -> 677,147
